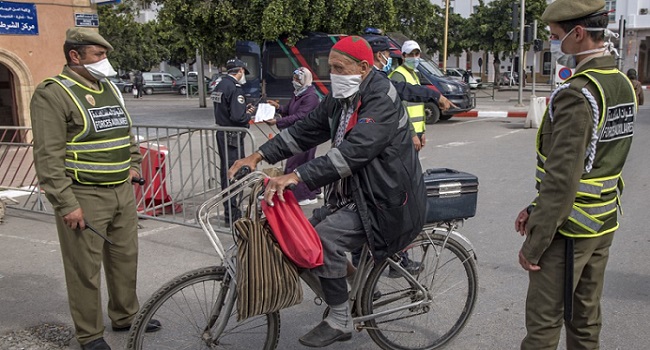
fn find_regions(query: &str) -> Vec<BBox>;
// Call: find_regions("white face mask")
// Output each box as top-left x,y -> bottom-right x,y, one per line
238,71 -> 246,85
292,80 -> 303,91
550,27 -> 609,69
84,58 -> 117,80
330,73 -> 362,99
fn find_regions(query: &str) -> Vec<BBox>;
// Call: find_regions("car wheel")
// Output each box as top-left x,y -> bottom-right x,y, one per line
179,86 -> 187,95
424,102 -> 441,124
439,114 -> 454,121
144,87 -> 153,95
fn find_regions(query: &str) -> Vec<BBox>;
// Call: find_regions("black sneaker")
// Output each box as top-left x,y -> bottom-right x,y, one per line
388,259 -> 423,278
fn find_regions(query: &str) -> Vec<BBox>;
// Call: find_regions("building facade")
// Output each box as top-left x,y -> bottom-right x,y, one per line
430,0 -> 650,84
0,0 -> 99,133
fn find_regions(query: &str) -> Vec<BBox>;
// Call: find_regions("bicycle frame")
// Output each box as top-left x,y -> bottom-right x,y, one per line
348,220 -> 474,326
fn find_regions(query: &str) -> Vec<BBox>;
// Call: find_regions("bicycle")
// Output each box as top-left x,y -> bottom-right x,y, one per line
126,170 -> 478,350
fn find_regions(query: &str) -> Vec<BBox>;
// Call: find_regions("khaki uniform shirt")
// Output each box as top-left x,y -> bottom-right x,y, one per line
522,56 -> 617,264
30,66 -> 142,216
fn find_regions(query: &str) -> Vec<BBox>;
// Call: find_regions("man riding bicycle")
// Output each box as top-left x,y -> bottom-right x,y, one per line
229,36 -> 426,348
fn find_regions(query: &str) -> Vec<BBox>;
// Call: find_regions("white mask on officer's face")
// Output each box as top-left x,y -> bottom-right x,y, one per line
238,69 -> 246,85
84,58 -> 117,80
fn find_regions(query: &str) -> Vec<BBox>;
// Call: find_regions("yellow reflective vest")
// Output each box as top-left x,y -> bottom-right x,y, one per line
535,68 -> 635,238
46,75 -> 133,185
389,66 -> 426,134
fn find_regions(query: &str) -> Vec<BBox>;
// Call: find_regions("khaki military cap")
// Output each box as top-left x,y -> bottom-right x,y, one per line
541,0 -> 606,23
65,27 -> 113,52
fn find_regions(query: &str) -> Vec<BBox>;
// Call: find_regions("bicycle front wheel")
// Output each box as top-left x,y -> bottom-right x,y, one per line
362,233 -> 478,350
126,266 -> 280,350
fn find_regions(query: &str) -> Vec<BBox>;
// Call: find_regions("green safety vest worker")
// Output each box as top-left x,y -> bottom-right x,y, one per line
389,65 -> 426,134
534,68 -> 635,238
45,74 -> 133,185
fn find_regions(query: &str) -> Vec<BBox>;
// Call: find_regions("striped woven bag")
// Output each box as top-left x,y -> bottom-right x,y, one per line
234,181 -> 303,321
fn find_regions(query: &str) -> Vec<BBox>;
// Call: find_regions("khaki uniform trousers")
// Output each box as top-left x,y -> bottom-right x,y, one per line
55,181 -> 139,345
521,233 -> 614,350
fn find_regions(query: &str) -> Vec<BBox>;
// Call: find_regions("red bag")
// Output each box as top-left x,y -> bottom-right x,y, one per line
261,180 -> 324,269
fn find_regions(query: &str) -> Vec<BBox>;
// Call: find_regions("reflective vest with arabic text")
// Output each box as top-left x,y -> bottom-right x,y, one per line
535,68 -> 635,238
46,75 -> 133,185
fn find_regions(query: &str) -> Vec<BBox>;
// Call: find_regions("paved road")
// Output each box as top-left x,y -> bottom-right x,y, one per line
2,94 -> 649,349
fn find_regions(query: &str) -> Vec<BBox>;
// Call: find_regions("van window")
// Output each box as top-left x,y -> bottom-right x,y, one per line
239,54 -> 260,79
163,75 -> 174,83
312,53 -> 330,78
269,55 -> 294,79
151,74 -> 162,82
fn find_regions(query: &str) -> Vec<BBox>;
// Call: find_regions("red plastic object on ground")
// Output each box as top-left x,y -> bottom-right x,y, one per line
135,143 -> 182,216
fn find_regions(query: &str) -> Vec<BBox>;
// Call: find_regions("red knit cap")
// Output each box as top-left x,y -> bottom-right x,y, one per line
332,36 -> 374,66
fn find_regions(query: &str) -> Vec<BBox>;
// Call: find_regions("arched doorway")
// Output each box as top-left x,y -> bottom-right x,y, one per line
0,48 -> 34,143
0,63 -> 19,141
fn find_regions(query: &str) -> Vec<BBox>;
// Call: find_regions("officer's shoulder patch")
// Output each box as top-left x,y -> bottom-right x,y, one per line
237,95 -> 245,104
358,118 -> 376,124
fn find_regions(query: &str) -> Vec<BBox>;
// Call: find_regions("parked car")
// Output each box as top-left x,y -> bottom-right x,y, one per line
499,71 -> 519,86
446,68 -> 482,89
108,77 -> 133,93
141,72 -> 176,95
172,75 -> 211,95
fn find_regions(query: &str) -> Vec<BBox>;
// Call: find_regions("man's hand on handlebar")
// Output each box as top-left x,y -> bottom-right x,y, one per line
263,173 -> 300,207
228,152 -> 263,180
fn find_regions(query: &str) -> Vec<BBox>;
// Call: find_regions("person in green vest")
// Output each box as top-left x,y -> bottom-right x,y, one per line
514,1 -> 636,349
30,28 -> 160,350
389,40 -> 427,151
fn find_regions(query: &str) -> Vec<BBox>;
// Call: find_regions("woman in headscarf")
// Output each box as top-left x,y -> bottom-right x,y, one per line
266,67 -> 321,205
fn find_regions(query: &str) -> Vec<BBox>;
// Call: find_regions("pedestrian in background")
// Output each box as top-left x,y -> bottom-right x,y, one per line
213,58 -> 255,225
30,28 -> 160,350
266,67 -> 321,205
133,70 -> 144,99
514,1 -> 636,349
389,40 -> 427,151
627,68 -> 644,105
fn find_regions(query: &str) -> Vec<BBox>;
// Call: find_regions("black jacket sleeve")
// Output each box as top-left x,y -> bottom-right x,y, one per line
392,80 -> 440,104
228,85 -> 251,126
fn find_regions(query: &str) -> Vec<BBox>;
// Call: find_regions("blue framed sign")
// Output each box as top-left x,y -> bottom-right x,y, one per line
0,1 -> 38,35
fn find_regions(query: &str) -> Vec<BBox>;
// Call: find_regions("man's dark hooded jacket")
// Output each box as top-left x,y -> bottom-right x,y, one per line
259,69 -> 426,262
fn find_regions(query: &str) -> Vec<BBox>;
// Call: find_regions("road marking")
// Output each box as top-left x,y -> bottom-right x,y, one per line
435,141 -> 474,149
138,224 -> 182,238
0,233 -> 59,245
494,129 -> 524,139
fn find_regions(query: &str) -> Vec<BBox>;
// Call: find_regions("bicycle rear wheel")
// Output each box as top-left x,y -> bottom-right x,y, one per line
126,266 -> 280,350
362,233 -> 478,350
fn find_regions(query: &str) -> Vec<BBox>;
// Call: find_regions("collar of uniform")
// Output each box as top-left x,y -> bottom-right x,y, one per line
62,65 -> 101,90
575,52 -> 614,73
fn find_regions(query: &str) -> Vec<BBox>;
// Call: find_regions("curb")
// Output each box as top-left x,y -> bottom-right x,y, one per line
454,110 -> 527,118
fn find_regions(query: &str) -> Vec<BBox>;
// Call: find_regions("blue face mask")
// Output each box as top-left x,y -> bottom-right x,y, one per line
381,53 -> 392,73
404,57 -> 420,70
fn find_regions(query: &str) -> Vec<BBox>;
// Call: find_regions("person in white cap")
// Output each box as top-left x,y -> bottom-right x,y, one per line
389,40 -> 427,151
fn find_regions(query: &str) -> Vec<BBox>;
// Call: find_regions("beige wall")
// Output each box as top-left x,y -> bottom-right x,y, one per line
0,0 -> 97,128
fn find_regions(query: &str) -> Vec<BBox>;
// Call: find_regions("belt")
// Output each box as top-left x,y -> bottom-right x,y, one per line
71,180 -> 125,188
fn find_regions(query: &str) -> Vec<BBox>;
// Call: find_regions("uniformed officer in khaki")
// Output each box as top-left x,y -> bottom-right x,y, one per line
514,1 -> 636,349
30,28 -> 160,350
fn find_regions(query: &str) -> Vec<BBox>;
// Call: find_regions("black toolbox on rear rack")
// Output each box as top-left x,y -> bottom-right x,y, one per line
424,168 -> 478,223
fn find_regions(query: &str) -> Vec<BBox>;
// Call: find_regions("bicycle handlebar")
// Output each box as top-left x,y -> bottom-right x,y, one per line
131,177 -> 146,185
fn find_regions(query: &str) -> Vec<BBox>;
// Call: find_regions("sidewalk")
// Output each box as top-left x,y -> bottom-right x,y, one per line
455,83 -> 554,118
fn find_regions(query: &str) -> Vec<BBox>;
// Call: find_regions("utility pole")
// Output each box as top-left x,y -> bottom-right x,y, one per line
517,0 -> 525,106
617,16 -> 626,70
532,19 -> 537,97
197,48 -> 206,108
443,0 -> 450,72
